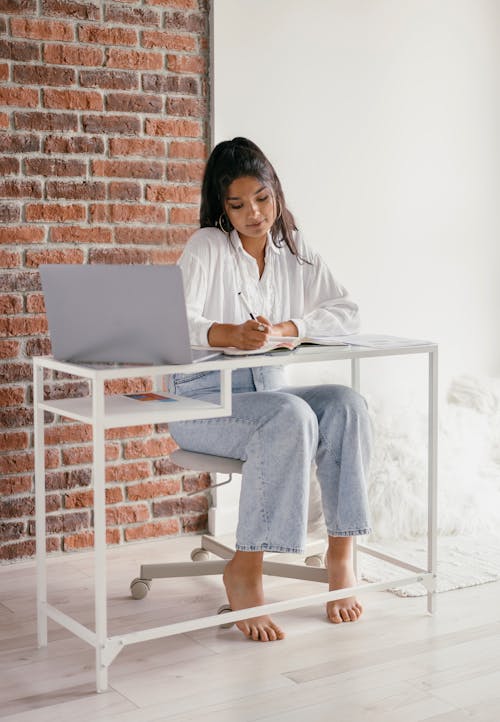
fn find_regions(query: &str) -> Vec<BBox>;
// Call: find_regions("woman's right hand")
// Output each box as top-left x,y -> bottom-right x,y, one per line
208,318 -> 272,349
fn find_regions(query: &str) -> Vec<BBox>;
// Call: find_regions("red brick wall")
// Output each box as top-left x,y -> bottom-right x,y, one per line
0,0 -> 212,562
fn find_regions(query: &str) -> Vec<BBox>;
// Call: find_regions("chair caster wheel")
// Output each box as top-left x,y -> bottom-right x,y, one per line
130,578 -> 151,600
217,603 -> 234,628
305,553 -> 324,568
191,548 -> 210,562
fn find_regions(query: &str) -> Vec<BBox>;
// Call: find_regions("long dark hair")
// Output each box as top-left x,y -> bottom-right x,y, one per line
200,137 -> 304,259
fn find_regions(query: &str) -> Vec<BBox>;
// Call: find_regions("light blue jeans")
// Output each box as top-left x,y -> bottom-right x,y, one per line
168,366 -> 372,554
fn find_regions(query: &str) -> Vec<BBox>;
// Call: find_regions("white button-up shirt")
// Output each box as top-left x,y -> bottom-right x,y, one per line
178,227 -> 360,346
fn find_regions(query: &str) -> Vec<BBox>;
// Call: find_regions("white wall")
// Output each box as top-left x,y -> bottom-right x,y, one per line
213,0 -> 500,406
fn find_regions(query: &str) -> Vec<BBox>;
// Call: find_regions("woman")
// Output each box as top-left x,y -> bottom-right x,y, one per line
168,137 -> 372,642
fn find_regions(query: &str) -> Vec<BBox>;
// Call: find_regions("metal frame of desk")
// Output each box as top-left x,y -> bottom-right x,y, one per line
33,341 -> 438,692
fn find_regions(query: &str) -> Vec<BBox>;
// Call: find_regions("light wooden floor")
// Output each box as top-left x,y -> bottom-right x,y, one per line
1,534 -> 500,722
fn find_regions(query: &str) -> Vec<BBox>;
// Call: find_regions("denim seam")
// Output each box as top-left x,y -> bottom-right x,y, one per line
327,527 -> 372,537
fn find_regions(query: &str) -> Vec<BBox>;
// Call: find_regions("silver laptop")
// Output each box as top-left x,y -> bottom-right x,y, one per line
39,264 -> 221,365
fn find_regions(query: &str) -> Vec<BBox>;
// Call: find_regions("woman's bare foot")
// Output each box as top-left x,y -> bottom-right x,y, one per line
326,538 -> 363,624
222,553 -> 285,642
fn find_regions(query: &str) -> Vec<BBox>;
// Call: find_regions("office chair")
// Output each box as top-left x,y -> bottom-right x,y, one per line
130,449 -> 328,623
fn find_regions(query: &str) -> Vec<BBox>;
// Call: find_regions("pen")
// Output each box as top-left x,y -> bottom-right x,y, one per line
238,291 -> 266,331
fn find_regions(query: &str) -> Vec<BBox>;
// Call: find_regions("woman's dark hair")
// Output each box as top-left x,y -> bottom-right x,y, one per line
200,137 -> 304,259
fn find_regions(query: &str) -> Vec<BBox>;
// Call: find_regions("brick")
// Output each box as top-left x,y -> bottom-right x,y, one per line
50,225 -> 111,244
43,89 -> 103,111
45,423 -> 92,445
0,475 -> 31,496
106,92 -> 162,114
81,114 -> 140,135
46,181 -> 106,201
13,64 -> 75,86
11,18 -> 74,41
0,430 -> 29,450
43,43 -> 103,67
0,134 -> 39,153
0,407 -> 35,428
63,528 -> 119,550
0,522 -> 25,542
0,250 -> 20,267
0,205 -> 20,223
142,73 -> 197,95
167,161 -> 204,182
114,226 -> 189,245
105,5 -> 159,26
45,467 -> 91,490
146,184 -> 199,203
78,25 -> 137,46
65,486 -> 123,509
182,513 -> 208,533
153,457 -> 182,475
168,140 -> 206,160
80,69 -> 138,90
25,293 -> 44,312
92,159 -> 163,179
0,0 -> 37,12
0,39 -> 39,62
61,443 -> 119,465
25,158 -> 86,177
25,337 -> 52,357
106,461 -> 151,483
0,271 -> 41,293
41,381 -> 89,401
106,503 -> 149,525
123,436 -> 177,460
109,137 -> 165,157
141,31 -> 196,52
0,180 -> 42,199
31,511 -> 90,535
166,97 -> 205,118
153,493 -> 208,517
150,248 -> 182,264
0,226 -> 44,244
0,386 -> 24,406
0,113 -> 8,129
0,64 -> 8,82
0,340 -> 21,358
169,206 -> 198,225
124,519 -> 179,542
44,135 -> 104,154
41,0 -> 101,21
0,317 -> 47,337
167,54 -> 206,74
25,204 -> 85,222
108,181 -> 141,201
105,425 -> 153,440
127,479 -> 180,501
25,249 -> 84,270
14,112 -> 77,132
106,48 -> 163,71
146,118 -> 201,138
149,0 -> 198,7
182,472 -> 210,494
0,293 -> 23,313
0,87 -> 38,108
164,10 -> 206,33
0,538 -> 60,561
0,157 -> 20,174
88,247 -> 149,265
90,203 -> 165,224
0,454 -> 34,476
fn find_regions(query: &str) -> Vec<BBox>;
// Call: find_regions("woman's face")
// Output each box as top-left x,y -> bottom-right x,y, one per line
224,175 -> 277,245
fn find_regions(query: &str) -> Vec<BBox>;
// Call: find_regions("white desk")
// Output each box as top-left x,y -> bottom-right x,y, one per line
33,339 -> 438,692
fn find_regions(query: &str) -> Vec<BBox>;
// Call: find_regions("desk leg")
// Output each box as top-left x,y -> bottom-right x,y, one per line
92,379 -> 108,692
34,361 -> 48,648
427,348 -> 439,614
350,358 -> 360,577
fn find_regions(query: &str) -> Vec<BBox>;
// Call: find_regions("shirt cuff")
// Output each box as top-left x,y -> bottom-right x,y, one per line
290,318 -> 306,338
192,319 -> 214,347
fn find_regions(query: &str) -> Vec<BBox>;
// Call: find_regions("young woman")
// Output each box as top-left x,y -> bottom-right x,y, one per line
168,137 -> 372,642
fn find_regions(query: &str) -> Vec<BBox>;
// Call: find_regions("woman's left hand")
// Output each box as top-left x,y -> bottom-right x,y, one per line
266,320 -> 299,338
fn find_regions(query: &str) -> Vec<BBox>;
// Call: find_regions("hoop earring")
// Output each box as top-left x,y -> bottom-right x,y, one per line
217,213 -> 231,234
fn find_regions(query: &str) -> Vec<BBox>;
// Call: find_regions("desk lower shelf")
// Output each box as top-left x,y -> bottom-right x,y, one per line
39,393 -> 230,428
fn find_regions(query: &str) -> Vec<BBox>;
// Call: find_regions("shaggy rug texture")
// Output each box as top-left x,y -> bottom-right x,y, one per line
307,374 -> 500,594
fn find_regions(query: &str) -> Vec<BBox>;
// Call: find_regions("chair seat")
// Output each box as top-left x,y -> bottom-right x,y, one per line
170,448 -> 243,475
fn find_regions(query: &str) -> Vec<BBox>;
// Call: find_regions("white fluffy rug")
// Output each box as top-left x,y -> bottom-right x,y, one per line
307,374 -> 500,595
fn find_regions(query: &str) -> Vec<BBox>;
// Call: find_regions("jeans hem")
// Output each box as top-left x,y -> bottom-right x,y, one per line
327,527 -> 372,537
235,543 -> 305,554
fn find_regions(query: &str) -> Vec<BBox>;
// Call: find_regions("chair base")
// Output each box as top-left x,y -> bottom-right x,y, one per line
130,534 -> 328,600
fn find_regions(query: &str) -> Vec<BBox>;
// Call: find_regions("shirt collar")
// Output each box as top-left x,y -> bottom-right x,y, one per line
229,229 -> 282,255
